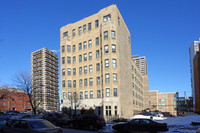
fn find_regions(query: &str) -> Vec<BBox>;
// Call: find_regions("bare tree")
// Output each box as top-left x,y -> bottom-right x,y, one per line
13,72 -> 42,114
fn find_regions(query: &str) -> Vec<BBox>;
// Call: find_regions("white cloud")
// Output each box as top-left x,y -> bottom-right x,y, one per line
51,49 -> 60,53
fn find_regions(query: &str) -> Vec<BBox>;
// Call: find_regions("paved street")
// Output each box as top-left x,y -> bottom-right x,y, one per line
62,128 -> 98,133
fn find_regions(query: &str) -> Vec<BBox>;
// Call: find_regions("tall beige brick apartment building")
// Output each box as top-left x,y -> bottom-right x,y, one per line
60,5 -> 149,119
31,48 -> 59,112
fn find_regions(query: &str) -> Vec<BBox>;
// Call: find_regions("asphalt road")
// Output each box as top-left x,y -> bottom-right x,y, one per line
62,128 -> 98,133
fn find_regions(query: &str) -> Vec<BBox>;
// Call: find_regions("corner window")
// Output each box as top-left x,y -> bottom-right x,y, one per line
72,29 -> 76,36
96,37 -> 99,45
104,45 -> 109,53
68,80 -> 71,87
63,92 -> 66,100
79,43 -> 82,50
63,31 -> 68,37
78,27 -> 82,34
67,45 -> 71,52
73,45 -> 76,52
113,73 -> 117,82
85,91 -> 88,99
83,25 -> 86,32
88,23 -> 91,31
83,41 -> 87,49
104,31 -> 108,40
96,63 -> 100,71
95,20 -> 99,28
105,74 -> 110,82
84,78 -> 88,86
97,90 -> 101,98
62,80 -> 65,87
112,44 -> 116,53
97,77 -> 100,85
62,69 -> 65,76
62,57 -> 65,64
114,88 -> 118,97
89,78 -> 93,86
62,45 -> 65,53
79,55 -> 82,62
103,14 -> 111,22
105,59 -> 109,68
106,88 -> 110,97
111,30 -> 116,39
90,91 -> 93,99
96,50 -> 99,58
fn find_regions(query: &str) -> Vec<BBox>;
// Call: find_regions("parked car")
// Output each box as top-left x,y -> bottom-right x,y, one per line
68,115 -> 106,130
0,112 -> 5,116
18,114 -> 43,119
112,118 -> 168,133
0,116 -> 9,129
42,113 -> 69,126
1,119 -> 63,133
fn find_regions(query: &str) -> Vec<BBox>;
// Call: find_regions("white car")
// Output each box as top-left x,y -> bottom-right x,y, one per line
130,115 -> 167,121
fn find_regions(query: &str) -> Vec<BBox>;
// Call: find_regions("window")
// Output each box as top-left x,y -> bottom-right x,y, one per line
97,90 -> 101,98
103,14 -> 111,22
73,80 -> 76,88
79,67 -> 82,74
105,59 -> 109,68
90,91 -> 93,99
79,55 -> 82,62
118,17 -> 120,25
96,63 -> 100,71
67,57 -> 71,64
84,66 -> 87,74
88,40 -> 92,48
62,45 -> 65,53
114,88 -> 118,97
79,43 -> 82,50
73,92 -> 77,99
73,56 -> 76,64
78,27 -> 82,34
96,37 -> 99,45
89,78 -> 93,86
105,74 -> 110,82
83,25 -> 86,32
62,80 -> 65,87
85,91 -> 88,99
63,31 -> 68,37
115,106 -> 117,116
80,92 -> 83,99
89,65 -> 92,73
106,88 -> 110,97
97,77 -> 100,85
89,52 -> 92,60
88,22 -> 91,31
83,41 -> 87,49
67,45 -> 71,52
112,44 -> 116,53
79,79 -> 82,87
96,50 -> 99,58
84,53 -> 87,61
73,68 -> 76,75
112,59 -> 117,68
68,92 -> 72,100
95,20 -> 99,28
111,30 -> 116,39
2,103 -> 6,106
63,92 -> 66,100
73,45 -> 76,52
104,31 -> 108,40
84,78 -> 87,86
104,45 -> 108,53
12,104 -> 15,106
72,29 -> 75,36
68,80 -> 72,87
62,57 -> 65,64
62,69 -> 65,76
67,68 -> 71,75
113,73 -> 117,82
106,106 -> 111,116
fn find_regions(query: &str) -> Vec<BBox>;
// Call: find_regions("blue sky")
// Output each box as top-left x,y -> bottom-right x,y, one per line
0,0 -> 200,97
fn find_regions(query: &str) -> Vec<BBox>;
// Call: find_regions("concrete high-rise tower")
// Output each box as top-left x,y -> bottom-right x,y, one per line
189,38 -> 200,110
31,48 -> 59,111
131,55 -> 147,75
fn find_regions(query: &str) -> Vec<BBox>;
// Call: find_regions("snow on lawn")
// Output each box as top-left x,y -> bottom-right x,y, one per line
155,116 -> 200,133
99,116 -> 200,133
